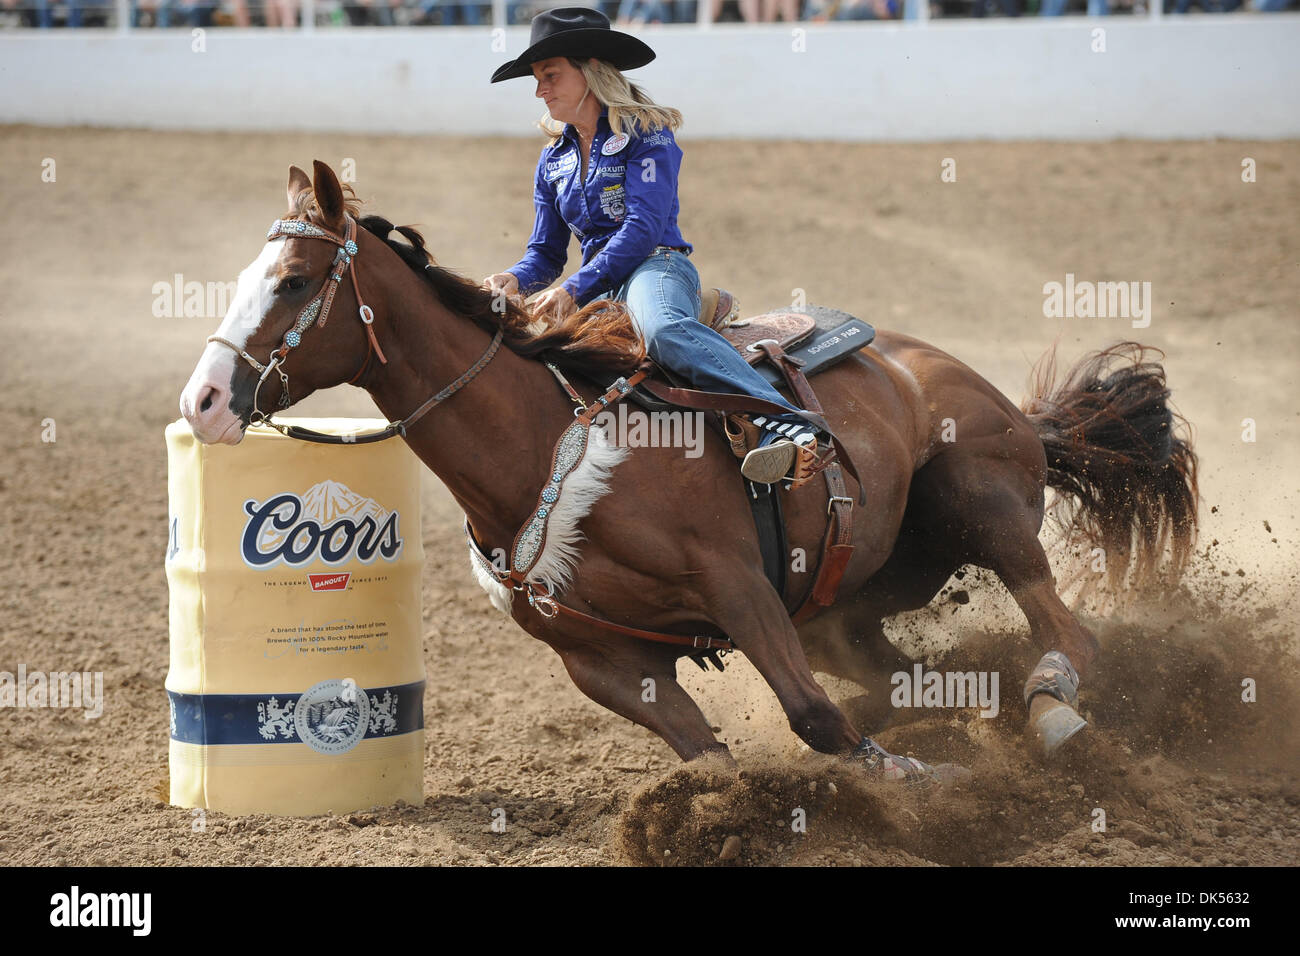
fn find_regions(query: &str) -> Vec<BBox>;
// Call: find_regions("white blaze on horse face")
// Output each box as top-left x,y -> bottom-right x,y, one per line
179,241 -> 284,445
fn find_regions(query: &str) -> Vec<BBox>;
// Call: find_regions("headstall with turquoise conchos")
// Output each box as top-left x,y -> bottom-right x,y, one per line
207,215 -> 386,427
205,211 -> 506,447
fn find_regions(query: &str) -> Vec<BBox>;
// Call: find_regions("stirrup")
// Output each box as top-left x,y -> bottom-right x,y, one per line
741,441 -> 796,484
739,419 -> 820,485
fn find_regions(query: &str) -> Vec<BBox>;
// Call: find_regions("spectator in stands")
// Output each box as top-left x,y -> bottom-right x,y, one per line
132,0 -> 219,25
969,0 -> 1020,14
1041,0 -> 1108,14
710,0 -> 761,19
804,0 -> 897,18
617,0 -> 672,22
1040,0 -> 1112,13
416,0 -> 474,23
1166,0 -> 1241,9
418,0 -> 530,24
761,0 -> 801,19
5,0 -> 51,27
343,0 -> 401,24
64,0 -> 115,24
264,0 -> 298,26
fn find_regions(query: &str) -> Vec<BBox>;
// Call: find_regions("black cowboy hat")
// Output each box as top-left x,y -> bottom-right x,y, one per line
490,7 -> 656,84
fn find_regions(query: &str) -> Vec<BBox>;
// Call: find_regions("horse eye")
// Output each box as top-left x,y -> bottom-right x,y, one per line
277,276 -> 309,295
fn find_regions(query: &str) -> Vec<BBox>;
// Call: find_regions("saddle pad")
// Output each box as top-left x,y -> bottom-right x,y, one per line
719,311 -> 816,360
752,305 -> 876,387
625,304 -> 875,415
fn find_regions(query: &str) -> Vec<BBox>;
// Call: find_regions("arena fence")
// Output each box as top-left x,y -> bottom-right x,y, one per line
2,17 -> 1295,140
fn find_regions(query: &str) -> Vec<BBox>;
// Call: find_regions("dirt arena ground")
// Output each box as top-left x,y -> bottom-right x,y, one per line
1,127 -> 1296,866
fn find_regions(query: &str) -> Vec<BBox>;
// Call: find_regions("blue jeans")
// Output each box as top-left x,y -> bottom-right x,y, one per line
602,248 -> 809,434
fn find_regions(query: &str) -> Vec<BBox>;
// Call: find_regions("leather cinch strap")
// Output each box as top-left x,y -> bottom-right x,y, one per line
744,340 -> 857,622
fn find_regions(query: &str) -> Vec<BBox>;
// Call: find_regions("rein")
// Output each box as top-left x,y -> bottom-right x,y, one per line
207,215 -> 503,444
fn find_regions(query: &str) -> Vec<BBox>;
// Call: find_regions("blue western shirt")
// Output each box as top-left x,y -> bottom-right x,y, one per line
507,105 -> 693,307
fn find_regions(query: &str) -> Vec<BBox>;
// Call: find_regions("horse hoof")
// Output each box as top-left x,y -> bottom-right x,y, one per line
881,759 -> 969,789
1029,697 -> 1088,757
850,736 -> 964,788
932,762 -> 972,786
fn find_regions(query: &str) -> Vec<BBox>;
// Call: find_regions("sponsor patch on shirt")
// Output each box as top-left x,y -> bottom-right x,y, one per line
602,133 -> 629,156
594,164 -> 625,179
599,184 -> 627,221
545,152 -> 578,181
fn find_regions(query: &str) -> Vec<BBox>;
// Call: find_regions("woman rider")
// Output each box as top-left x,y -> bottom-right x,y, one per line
481,6 -> 825,486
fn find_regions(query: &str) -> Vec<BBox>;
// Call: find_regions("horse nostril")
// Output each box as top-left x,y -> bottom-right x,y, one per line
199,386 -> 217,414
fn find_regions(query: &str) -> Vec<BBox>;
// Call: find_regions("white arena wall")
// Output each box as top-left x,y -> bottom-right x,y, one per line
1,17 -> 1297,141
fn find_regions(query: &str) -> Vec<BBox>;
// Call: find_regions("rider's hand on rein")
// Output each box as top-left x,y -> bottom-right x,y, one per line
531,286 -> 577,325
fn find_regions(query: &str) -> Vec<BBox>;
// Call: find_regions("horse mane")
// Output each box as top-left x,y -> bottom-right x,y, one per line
287,185 -> 646,378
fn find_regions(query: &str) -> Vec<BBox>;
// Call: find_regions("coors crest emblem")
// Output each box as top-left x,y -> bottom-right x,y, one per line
294,679 -> 370,755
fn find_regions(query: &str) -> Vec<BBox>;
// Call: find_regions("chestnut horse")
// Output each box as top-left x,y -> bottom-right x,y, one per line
180,162 -> 1197,783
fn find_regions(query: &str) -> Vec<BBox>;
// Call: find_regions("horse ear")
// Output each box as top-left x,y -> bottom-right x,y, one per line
286,165 -> 311,211
311,160 -> 346,229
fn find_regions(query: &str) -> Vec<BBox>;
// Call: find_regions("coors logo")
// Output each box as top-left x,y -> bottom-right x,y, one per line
241,480 -> 403,570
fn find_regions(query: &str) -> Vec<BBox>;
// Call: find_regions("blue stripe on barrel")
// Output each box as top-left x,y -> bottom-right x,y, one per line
167,680 -> 424,746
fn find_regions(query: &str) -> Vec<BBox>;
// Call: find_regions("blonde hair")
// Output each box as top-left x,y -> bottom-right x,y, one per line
537,57 -> 682,146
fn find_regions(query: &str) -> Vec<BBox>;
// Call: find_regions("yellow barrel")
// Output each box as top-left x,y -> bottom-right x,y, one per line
164,418 -> 425,816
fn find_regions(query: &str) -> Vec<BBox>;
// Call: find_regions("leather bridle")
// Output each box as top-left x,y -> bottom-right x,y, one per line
207,214 -> 502,445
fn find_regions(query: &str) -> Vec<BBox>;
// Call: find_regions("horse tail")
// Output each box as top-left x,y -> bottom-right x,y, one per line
1021,341 -> 1199,591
